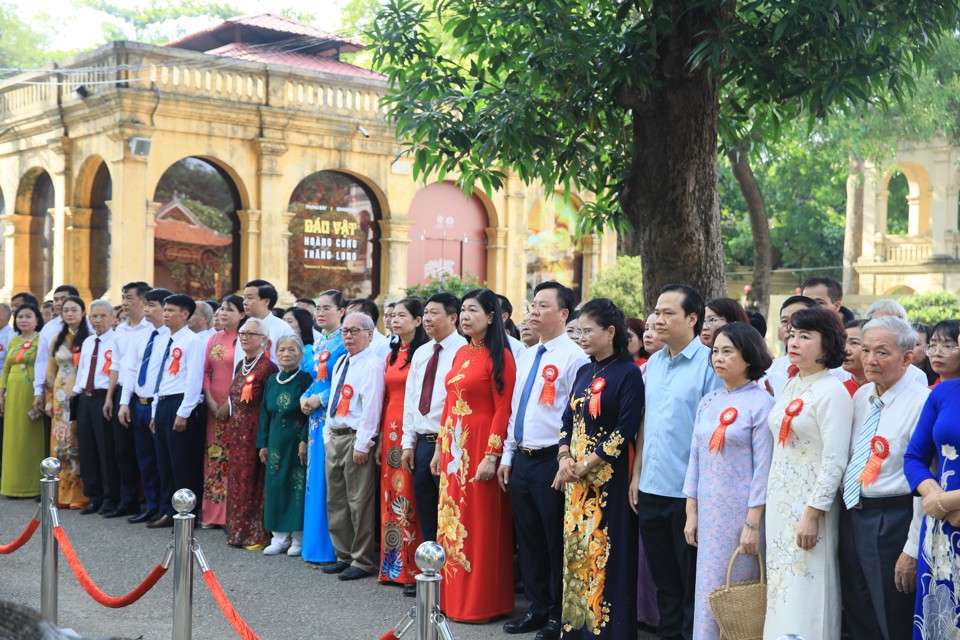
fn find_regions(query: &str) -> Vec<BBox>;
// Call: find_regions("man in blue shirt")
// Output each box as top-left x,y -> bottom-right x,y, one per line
630,283 -> 721,640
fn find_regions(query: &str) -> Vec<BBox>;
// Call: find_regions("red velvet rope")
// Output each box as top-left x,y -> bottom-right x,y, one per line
379,632 -> 399,640
52,527 -> 167,608
0,518 -> 39,554
202,570 -> 261,640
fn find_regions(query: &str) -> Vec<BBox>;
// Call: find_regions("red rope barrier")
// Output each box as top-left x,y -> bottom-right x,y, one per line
379,632 -> 399,640
52,527 -> 167,608
0,518 -> 39,555
202,570 -> 261,640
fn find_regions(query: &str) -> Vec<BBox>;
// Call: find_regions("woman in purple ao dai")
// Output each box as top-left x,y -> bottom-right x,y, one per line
683,323 -> 775,640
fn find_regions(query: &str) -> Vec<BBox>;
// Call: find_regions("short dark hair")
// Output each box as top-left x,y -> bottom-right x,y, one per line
426,293 -> 460,317
496,294 -> 513,317
347,298 -> 379,325
567,309 -> 580,323
284,306 -> 315,346
839,306 -> 855,324
713,323 -> 773,381
295,297 -> 316,307
205,299 -> 220,314
706,298 -> 749,324
163,293 -> 196,318
800,276 -> 842,303
779,295 -> 818,313
932,319 -> 960,345
11,292 -> 39,307
145,288 -> 173,305
912,322 -> 933,339
789,307 -> 847,369
659,283 -> 706,336
317,290 -> 346,309
244,279 -> 279,309
746,310 -> 767,339
626,317 -> 648,359
54,284 -> 79,297
579,298 -> 631,358
13,303 -> 44,334
845,318 -> 869,331
121,282 -> 151,299
534,281 -> 576,316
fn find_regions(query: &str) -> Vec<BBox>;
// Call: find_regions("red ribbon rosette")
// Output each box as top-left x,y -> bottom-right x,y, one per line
240,373 -> 255,403
778,398 -> 804,446
588,377 -> 606,418
539,365 -> 558,406
72,345 -> 81,370
708,407 -> 739,453
101,350 -> 112,375
316,350 -> 330,381
335,384 -> 354,417
858,436 -> 890,487
14,340 -> 31,363
168,347 -> 182,376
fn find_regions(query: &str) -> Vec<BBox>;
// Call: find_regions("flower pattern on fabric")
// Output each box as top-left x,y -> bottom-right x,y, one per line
485,433 -> 503,456
48,340 -> 84,505
437,472 -> 471,576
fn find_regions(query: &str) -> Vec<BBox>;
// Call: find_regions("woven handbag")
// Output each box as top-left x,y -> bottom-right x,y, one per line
707,547 -> 767,640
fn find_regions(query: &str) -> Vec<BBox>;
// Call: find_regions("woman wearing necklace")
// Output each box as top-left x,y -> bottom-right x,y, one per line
553,298 -> 643,639
0,303 -> 46,497
377,297 -> 428,594
44,295 -> 91,508
763,306 -> 851,640
300,289 -> 348,563
430,288 -> 517,622
258,335 -> 314,556
200,294 -> 245,529
682,323 -> 774,640
225,317 -> 278,549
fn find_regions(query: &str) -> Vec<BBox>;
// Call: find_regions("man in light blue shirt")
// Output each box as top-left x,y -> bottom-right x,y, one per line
632,283 -> 721,640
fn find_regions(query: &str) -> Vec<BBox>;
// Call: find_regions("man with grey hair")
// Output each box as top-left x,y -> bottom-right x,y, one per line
320,312 -> 385,581
188,301 -> 215,342
840,315 -> 928,639
863,299 -> 929,388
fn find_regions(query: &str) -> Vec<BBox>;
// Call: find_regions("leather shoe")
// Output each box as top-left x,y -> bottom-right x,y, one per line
146,514 -> 174,529
503,612 -> 547,634
98,503 -> 116,515
127,509 -> 157,524
338,566 -> 373,581
535,620 -> 561,640
320,561 -> 349,574
79,502 -> 102,515
104,504 -> 140,519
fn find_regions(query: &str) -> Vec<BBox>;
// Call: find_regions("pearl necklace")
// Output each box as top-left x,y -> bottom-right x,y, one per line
276,369 -> 298,385
240,352 -> 263,376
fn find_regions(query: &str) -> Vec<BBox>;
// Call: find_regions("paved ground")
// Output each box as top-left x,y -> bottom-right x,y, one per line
0,497 -> 659,639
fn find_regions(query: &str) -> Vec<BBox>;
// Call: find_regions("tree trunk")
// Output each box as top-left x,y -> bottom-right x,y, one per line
843,156 -> 864,295
727,148 -> 772,319
622,3 -> 728,313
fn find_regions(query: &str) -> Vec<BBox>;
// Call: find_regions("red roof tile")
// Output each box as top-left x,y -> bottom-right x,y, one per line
206,43 -> 384,80
165,12 -> 362,54
155,218 -> 232,247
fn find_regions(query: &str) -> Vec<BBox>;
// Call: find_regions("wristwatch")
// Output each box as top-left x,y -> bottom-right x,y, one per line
485,454 -> 498,463
581,459 -> 589,471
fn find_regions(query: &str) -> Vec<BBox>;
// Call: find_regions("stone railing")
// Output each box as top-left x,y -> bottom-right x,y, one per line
877,232 -> 960,262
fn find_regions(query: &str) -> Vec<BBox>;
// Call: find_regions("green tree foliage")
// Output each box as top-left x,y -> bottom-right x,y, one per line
902,291 -> 960,325
154,158 -> 237,215
0,2 -> 53,71
590,256 -> 644,319
79,0 -> 241,44
404,273 -> 485,300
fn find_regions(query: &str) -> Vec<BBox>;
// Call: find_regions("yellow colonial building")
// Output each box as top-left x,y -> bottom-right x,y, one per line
0,13 -> 615,309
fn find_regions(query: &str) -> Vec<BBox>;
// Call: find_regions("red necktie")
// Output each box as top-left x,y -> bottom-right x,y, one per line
788,365 -> 799,378
418,343 -> 443,416
84,337 -> 100,394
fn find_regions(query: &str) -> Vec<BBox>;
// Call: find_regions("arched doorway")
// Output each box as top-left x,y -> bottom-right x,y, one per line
525,193 -> 584,302
287,170 -> 381,300
74,157 -> 113,299
406,182 -> 488,285
152,158 -> 241,300
14,168 -> 55,296
886,171 -> 909,235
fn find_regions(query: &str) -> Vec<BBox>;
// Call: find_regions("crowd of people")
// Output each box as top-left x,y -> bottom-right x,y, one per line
0,274 -> 958,640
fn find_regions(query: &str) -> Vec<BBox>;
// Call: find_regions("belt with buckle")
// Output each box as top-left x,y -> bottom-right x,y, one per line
417,433 -> 438,444
519,445 -> 559,458
854,494 -> 914,510
157,394 -> 184,403
83,389 -> 108,397
137,397 -> 153,405
330,427 -> 356,436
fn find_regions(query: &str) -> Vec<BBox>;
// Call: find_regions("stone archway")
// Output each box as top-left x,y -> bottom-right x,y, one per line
71,156 -> 112,299
882,162 -> 932,236
12,168 -> 55,296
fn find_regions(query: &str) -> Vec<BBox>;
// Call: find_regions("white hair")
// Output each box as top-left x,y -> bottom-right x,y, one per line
244,317 -> 266,333
862,316 -> 917,353
343,312 -> 375,331
865,298 -> 908,320
275,334 -> 304,357
89,299 -> 115,315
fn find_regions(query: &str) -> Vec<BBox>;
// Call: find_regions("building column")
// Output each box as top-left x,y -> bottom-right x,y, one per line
2,213 -> 45,296
930,147 -> 956,258
378,218 -> 413,301
580,234 -> 602,300
48,137 -> 71,297
255,138 -> 290,300
63,206 -> 95,300
237,209 -> 262,288
105,131 -> 152,302
860,163 -> 885,261
485,226 -> 509,296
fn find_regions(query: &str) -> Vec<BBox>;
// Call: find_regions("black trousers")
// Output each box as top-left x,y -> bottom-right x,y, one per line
638,491 -> 696,640
152,396 -> 204,517
76,393 -> 119,508
840,503 -> 915,640
412,435 -> 440,542
509,449 -> 564,620
111,388 -> 141,508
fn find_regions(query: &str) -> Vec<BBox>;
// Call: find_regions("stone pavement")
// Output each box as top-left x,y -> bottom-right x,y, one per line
0,497 -> 659,639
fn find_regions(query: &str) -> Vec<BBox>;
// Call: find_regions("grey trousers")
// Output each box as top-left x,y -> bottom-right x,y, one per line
325,430 -> 377,573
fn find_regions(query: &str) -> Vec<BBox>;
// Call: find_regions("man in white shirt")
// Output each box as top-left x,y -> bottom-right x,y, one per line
234,280 -> 294,368
400,294 -> 466,552
840,316 -> 928,640
497,293 -> 527,360
102,282 -> 152,519
498,282 -> 587,640
346,298 -> 391,361
117,288 -> 172,525
321,312 -> 386,581
147,294 -> 206,527
72,301 -> 117,515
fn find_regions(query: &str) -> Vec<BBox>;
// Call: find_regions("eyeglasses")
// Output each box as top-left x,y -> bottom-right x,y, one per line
342,327 -> 372,337
924,344 -> 960,355
703,316 -> 725,327
238,331 -> 266,339
578,327 -> 602,338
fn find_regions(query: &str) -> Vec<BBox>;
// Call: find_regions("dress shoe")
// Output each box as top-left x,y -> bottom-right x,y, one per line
104,504 -> 140,519
503,612 -> 548,634
79,502 -> 102,515
127,509 -> 158,524
338,566 -> 373,581
403,584 -> 417,597
535,619 -> 561,640
98,503 -> 116,515
146,514 -> 174,529
320,561 -> 349,574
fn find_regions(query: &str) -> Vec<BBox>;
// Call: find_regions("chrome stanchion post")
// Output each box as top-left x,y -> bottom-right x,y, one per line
414,542 -> 445,640
40,457 -> 61,623
171,489 -> 196,640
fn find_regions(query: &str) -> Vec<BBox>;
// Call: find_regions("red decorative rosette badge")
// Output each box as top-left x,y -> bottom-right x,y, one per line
168,347 -> 183,375
336,384 -> 355,417
241,372 -> 256,403
316,350 -> 331,381
101,350 -> 112,375
15,340 -> 32,363
778,399 -> 804,446
708,407 -> 739,453
72,345 -> 81,370
539,365 -> 559,406
857,436 -> 890,487
588,377 -> 606,418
